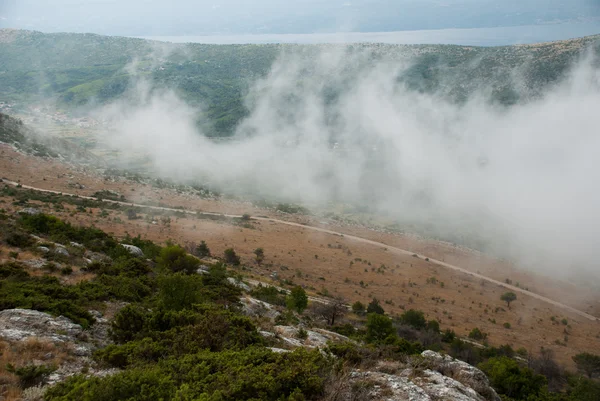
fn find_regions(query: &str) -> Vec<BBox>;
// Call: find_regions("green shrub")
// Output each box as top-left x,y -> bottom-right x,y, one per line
60,266 -> 73,275
0,263 -> 94,327
19,213 -> 120,254
366,313 -> 395,344
442,329 -> 456,343
158,273 -> 204,311
157,245 -> 199,274
399,309 -> 427,330
351,301 -> 365,315
297,327 -> 308,340
110,304 -> 150,344
287,285 -> 308,313
326,342 -> 368,365
5,232 -> 35,248
195,240 -> 211,257
224,248 -> 241,265
468,327 -> 487,341
96,274 -> 152,302
45,366 -> 175,401
426,319 -> 440,332
479,356 -> 547,400
50,348 -> 329,401
251,285 -> 287,306
366,298 -> 384,315
6,363 -> 56,388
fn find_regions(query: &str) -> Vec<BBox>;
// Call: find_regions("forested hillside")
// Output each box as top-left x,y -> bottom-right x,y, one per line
0,29 -> 599,136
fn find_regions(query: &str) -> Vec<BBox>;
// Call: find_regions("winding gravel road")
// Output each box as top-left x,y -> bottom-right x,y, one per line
4,178 -> 598,322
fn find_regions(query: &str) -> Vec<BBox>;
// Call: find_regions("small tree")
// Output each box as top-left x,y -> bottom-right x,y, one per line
366,313 -> 395,343
254,248 -> 264,265
573,352 -> 600,379
157,245 -> 199,274
158,273 -> 203,311
315,297 -> 347,326
468,327 -> 487,341
426,319 -> 440,333
367,298 -> 385,315
351,301 -> 366,315
126,209 -> 137,220
399,309 -> 427,330
195,240 -> 211,258
224,248 -> 241,266
287,285 -> 308,314
501,292 -> 517,309
479,357 -> 547,400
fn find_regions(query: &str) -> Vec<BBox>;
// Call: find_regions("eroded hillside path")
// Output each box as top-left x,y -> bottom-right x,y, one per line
4,179 -> 598,322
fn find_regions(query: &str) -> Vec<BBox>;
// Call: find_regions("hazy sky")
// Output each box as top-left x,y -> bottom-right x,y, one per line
1,0 -> 599,36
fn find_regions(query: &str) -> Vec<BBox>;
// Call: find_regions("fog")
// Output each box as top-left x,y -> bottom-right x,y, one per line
92,45 -> 600,278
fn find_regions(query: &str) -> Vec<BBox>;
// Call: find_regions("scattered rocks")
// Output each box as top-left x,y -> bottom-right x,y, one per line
227,277 -> 251,292
240,296 -> 281,320
421,350 -> 501,401
0,309 -> 116,392
37,246 -> 50,253
18,207 -> 41,215
21,258 -> 47,269
343,351 -> 501,401
0,309 -> 82,344
84,250 -> 112,263
272,325 -> 350,349
267,347 -> 290,353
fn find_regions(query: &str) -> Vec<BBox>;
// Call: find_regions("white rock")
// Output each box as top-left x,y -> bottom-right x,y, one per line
0,309 -> 82,343
240,296 -> 281,319
54,246 -> 70,257
268,347 -> 290,353
272,325 -> 350,349
121,244 -> 144,257
227,277 -> 251,292
22,258 -> 47,269
19,207 -> 41,215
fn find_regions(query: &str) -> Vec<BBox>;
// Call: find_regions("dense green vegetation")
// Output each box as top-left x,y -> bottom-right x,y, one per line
1,30 -> 599,136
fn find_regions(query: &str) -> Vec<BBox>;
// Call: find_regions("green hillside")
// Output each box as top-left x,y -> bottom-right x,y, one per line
0,29 -> 599,136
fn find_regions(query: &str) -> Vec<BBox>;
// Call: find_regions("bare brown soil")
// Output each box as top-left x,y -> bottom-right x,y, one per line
1,146 -> 599,369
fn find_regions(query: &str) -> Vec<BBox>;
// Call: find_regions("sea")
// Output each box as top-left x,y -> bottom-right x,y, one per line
140,21 -> 600,47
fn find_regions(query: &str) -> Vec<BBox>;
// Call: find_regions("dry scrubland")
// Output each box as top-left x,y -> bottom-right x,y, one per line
2,145 -> 599,370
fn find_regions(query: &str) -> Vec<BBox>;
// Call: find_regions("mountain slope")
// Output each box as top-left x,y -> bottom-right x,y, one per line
0,29 -> 599,136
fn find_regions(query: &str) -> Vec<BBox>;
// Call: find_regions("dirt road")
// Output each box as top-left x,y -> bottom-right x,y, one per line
5,178 -> 598,322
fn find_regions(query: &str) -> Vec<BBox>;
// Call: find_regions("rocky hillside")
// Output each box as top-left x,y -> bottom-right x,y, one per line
1,29 -> 599,136
0,193 -> 599,400
0,112 -> 102,164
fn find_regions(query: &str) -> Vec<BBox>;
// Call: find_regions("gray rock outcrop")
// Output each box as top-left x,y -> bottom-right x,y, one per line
240,296 -> 281,320
342,351 -> 501,401
0,309 -> 82,344
121,244 -> 144,257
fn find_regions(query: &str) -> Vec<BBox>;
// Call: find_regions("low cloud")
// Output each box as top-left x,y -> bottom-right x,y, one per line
94,45 -> 600,279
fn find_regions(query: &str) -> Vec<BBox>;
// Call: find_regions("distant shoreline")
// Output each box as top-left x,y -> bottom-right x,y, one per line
139,22 -> 600,47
